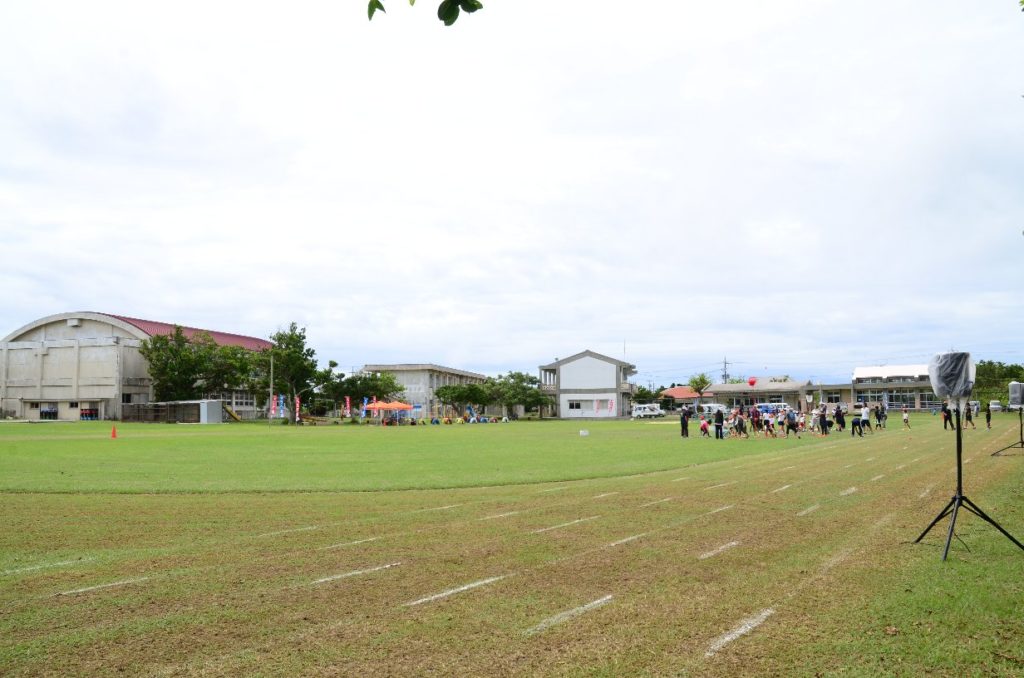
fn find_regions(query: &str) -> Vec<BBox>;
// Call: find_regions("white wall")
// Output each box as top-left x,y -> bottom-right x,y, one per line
560,356 -> 617,390
559,394 -> 618,418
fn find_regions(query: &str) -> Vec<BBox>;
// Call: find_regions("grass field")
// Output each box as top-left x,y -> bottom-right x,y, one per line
1,415 -> 1023,676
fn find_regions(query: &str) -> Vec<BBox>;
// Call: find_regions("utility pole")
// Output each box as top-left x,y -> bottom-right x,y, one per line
722,357 -> 731,383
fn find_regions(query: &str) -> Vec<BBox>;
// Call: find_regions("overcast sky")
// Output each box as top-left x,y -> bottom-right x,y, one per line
2,1 -> 1022,386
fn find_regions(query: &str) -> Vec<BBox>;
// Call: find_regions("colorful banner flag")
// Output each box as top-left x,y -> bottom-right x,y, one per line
608,398 -> 615,414
295,396 -> 301,422
345,395 -> 351,418
270,393 -> 277,416
361,397 -> 368,418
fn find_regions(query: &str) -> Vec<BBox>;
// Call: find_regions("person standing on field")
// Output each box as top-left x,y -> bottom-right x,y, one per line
680,408 -> 689,438
714,408 -> 725,439
902,406 -> 910,429
985,403 -> 992,430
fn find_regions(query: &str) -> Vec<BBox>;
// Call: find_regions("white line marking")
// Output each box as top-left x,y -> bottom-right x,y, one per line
866,457 -> 875,461
320,537 -> 380,550
257,526 -> 318,538
412,504 -> 462,513
2,557 -> 94,576
894,465 -> 905,471
403,575 -> 508,607
871,475 -> 885,482
671,477 -> 690,482
843,464 -> 855,469
781,466 -> 796,471
639,497 -> 673,507
608,534 -> 646,547
699,541 -> 740,560
537,487 -> 568,493
965,458 -> 973,464
526,595 -> 613,635
592,492 -> 619,499
704,481 -> 737,491
57,577 -> 149,596
840,487 -> 858,496
479,511 -> 521,521
531,516 -> 600,534
797,504 -> 820,517
706,505 -> 733,516
311,562 -> 401,585
919,484 -> 935,499
910,457 -> 920,463
705,608 -> 775,657
770,485 -> 791,494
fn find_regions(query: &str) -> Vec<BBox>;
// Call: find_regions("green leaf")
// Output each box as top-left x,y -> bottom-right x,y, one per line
368,0 -> 385,20
459,0 -> 482,12
438,0 -> 460,25
409,0 -> 416,5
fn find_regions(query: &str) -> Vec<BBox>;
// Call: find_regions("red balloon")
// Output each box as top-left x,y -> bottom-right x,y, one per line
748,377 -> 757,387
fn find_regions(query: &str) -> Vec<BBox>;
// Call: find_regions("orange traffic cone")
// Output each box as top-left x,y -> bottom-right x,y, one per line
111,425 -> 118,439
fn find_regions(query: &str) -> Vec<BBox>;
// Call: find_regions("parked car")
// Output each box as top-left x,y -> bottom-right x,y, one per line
697,403 -> 729,417
631,403 -> 666,418
989,400 -> 1003,412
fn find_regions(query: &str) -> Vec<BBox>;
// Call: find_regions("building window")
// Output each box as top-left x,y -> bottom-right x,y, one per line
122,393 -> 132,404
824,391 -> 842,404
69,402 -> 79,409
568,401 -> 582,410
29,402 -> 39,409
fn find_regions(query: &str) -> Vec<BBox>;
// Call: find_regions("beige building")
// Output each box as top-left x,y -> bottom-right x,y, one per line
360,363 -> 490,418
539,350 -> 637,418
1,312 -> 271,421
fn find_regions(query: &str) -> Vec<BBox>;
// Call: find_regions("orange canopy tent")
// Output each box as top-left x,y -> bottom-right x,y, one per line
364,401 -> 413,412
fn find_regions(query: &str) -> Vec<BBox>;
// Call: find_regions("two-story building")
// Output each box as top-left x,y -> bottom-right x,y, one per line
360,363 -> 490,418
539,350 -> 637,418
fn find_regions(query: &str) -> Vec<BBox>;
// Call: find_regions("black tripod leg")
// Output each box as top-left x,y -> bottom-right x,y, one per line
961,496 -> 1024,552
942,497 -> 963,561
915,496 -> 956,544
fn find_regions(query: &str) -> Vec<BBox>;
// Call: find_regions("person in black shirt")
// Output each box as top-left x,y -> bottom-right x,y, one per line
714,408 -> 725,439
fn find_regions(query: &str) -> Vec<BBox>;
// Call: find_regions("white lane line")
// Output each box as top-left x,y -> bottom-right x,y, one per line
593,492 -> 619,499
537,487 -> 569,493
526,595 -> 613,635
843,464 -> 856,469
479,511 -> 521,521
2,557 -> 94,576
412,504 -> 463,513
608,534 -> 647,547
704,481 -> 737,491
797,504 -> 820,517
965,458 -> 973,464
320,537 -> 380,551
403,575 -> 508,607
919,484 -> 935,499
840,487 -> 858,496
671,476 -> 690,482
871,475 -> 885,482
56,577 -> 149,596
770,485 -> 791,494
257,526 -> 318,538
531,516 -> 600,534
706,505 -> 733,516
699,541 -> 740,560
311,562 -> 401,585
894,465 -> 906,471
639,497 -> 673,508
705,608 -> 776,657
781,466 -> 797,471
866,457 -> 875,461
910,457 -> 920,463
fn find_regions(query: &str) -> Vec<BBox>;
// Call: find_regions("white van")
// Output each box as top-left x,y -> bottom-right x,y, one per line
697,403 -> 728,417
631,403 -> 666,418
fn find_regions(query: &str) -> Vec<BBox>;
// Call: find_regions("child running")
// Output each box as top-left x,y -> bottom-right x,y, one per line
902,406 -> 910,429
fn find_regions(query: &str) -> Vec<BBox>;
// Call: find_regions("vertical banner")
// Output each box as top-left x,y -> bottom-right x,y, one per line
344,395 -> 351,418
295,396 -> 301,422
361,397 -> 368,418
270,393 -> 277,417
278,394 -> 285,417
608,398 -> 615,414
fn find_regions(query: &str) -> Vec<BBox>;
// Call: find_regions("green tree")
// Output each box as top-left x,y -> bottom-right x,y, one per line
368,0 -> 483,26
632,386 -> 657,404
688,373 -> 712,403
490,371 -> 551,416
974,360 -> 1024,407
332,371 -> 405,408
139,326 -> 208,401
253,323 -> 323,423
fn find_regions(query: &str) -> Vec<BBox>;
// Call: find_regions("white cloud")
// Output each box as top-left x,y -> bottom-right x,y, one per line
1,0 -> 1022,385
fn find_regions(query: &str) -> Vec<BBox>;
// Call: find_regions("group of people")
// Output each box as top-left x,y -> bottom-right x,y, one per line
679,401 -> 909,440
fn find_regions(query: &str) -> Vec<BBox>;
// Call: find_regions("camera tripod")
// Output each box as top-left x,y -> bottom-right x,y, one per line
992,407 -> 1024,456
915,407 -> 1024,560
